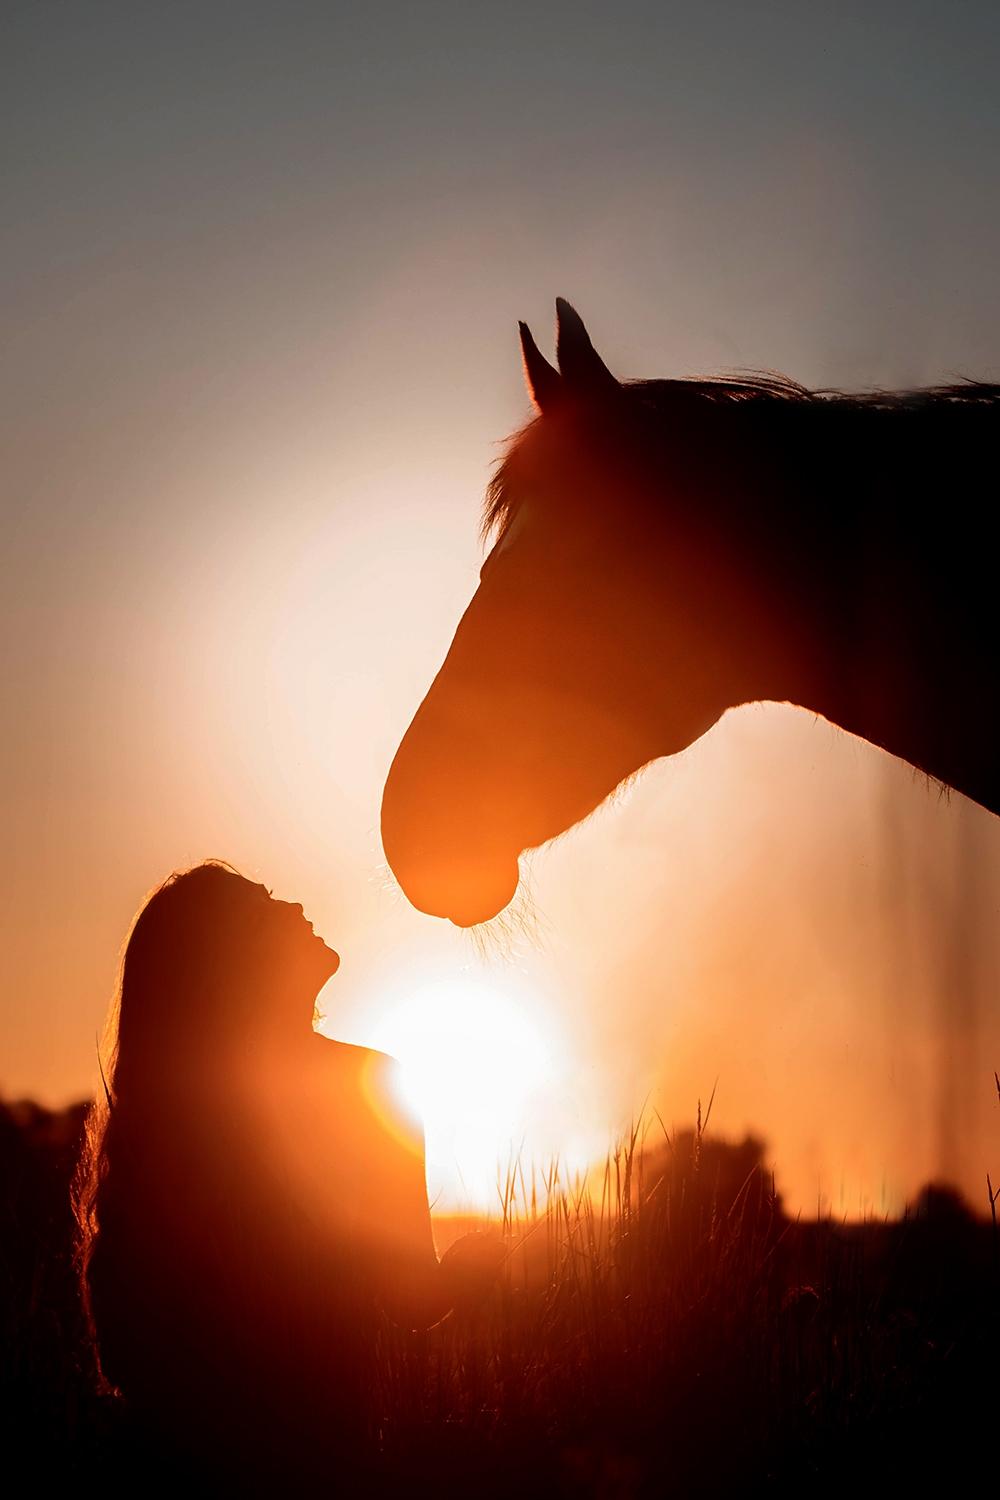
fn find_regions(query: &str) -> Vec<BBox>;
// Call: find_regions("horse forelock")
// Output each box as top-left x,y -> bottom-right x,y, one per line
482,425 -> 532,546
481,373 -> 1000,545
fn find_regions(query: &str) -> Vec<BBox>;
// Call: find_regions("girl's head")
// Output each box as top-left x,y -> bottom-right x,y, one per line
112,862 -> 339,1073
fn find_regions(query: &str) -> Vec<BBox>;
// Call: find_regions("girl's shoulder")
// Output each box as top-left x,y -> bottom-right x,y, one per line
309,1032 -> 399,1079
308,1034 -> 421,1155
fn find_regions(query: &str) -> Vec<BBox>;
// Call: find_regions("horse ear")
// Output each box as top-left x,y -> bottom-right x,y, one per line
555,298 -> 618,396
519,321 -> 563,412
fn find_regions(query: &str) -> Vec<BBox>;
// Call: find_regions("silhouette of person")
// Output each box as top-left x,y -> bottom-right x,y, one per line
77,861 -> 501,1487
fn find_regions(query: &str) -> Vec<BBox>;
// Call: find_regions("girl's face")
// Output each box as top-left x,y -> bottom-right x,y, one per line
248,881 -> 341,989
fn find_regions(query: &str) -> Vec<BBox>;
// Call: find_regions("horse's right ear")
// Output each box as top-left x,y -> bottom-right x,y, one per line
519,321 -> 563,413
555,298 -> 619,397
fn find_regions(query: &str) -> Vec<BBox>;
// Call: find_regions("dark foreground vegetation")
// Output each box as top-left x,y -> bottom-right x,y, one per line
3,1094 -> 997,1497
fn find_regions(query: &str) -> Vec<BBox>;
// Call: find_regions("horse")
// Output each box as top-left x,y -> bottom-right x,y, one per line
381,299 -> 1000,927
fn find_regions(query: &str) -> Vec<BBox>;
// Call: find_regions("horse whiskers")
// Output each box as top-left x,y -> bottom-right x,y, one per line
465,865 -> 546,962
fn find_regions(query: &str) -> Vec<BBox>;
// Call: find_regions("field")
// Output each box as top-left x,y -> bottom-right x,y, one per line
3,1094 -> 997,1496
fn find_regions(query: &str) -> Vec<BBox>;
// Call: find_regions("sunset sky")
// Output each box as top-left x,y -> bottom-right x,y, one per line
4,2 -> 1000,1212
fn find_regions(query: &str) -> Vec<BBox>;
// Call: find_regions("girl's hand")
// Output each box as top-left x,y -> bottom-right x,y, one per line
439,1229 -> 506,1309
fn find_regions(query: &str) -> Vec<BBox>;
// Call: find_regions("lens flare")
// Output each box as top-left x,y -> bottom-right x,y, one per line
366,975 -> 555,1209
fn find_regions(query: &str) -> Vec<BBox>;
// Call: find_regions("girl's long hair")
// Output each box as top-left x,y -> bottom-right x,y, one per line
74,861 -> 262,1373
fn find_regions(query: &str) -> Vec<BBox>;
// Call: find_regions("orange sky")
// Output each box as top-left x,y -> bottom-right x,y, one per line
4,4 -> 1000,1215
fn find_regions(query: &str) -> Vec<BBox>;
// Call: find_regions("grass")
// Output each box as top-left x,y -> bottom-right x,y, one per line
374,1108 -> 998,1497
3,1093 -> 998,1496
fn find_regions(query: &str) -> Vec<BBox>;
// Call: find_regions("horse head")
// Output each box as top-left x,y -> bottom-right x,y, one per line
381,301 -> 754,926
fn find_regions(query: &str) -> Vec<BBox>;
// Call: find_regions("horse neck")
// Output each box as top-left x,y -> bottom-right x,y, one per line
750,409 -> 1000,817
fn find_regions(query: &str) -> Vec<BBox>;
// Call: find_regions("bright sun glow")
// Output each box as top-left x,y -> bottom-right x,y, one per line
365,975 -> 557,1210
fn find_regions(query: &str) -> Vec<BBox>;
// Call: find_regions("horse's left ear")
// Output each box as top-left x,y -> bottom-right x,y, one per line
519,321 -> 563,412
555,298 -> 619,397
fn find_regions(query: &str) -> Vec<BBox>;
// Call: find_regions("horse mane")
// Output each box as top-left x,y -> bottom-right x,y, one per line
483,374 -> 1000,544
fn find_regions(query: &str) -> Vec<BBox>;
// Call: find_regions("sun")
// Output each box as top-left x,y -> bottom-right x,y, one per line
364,974 -> 556,1210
